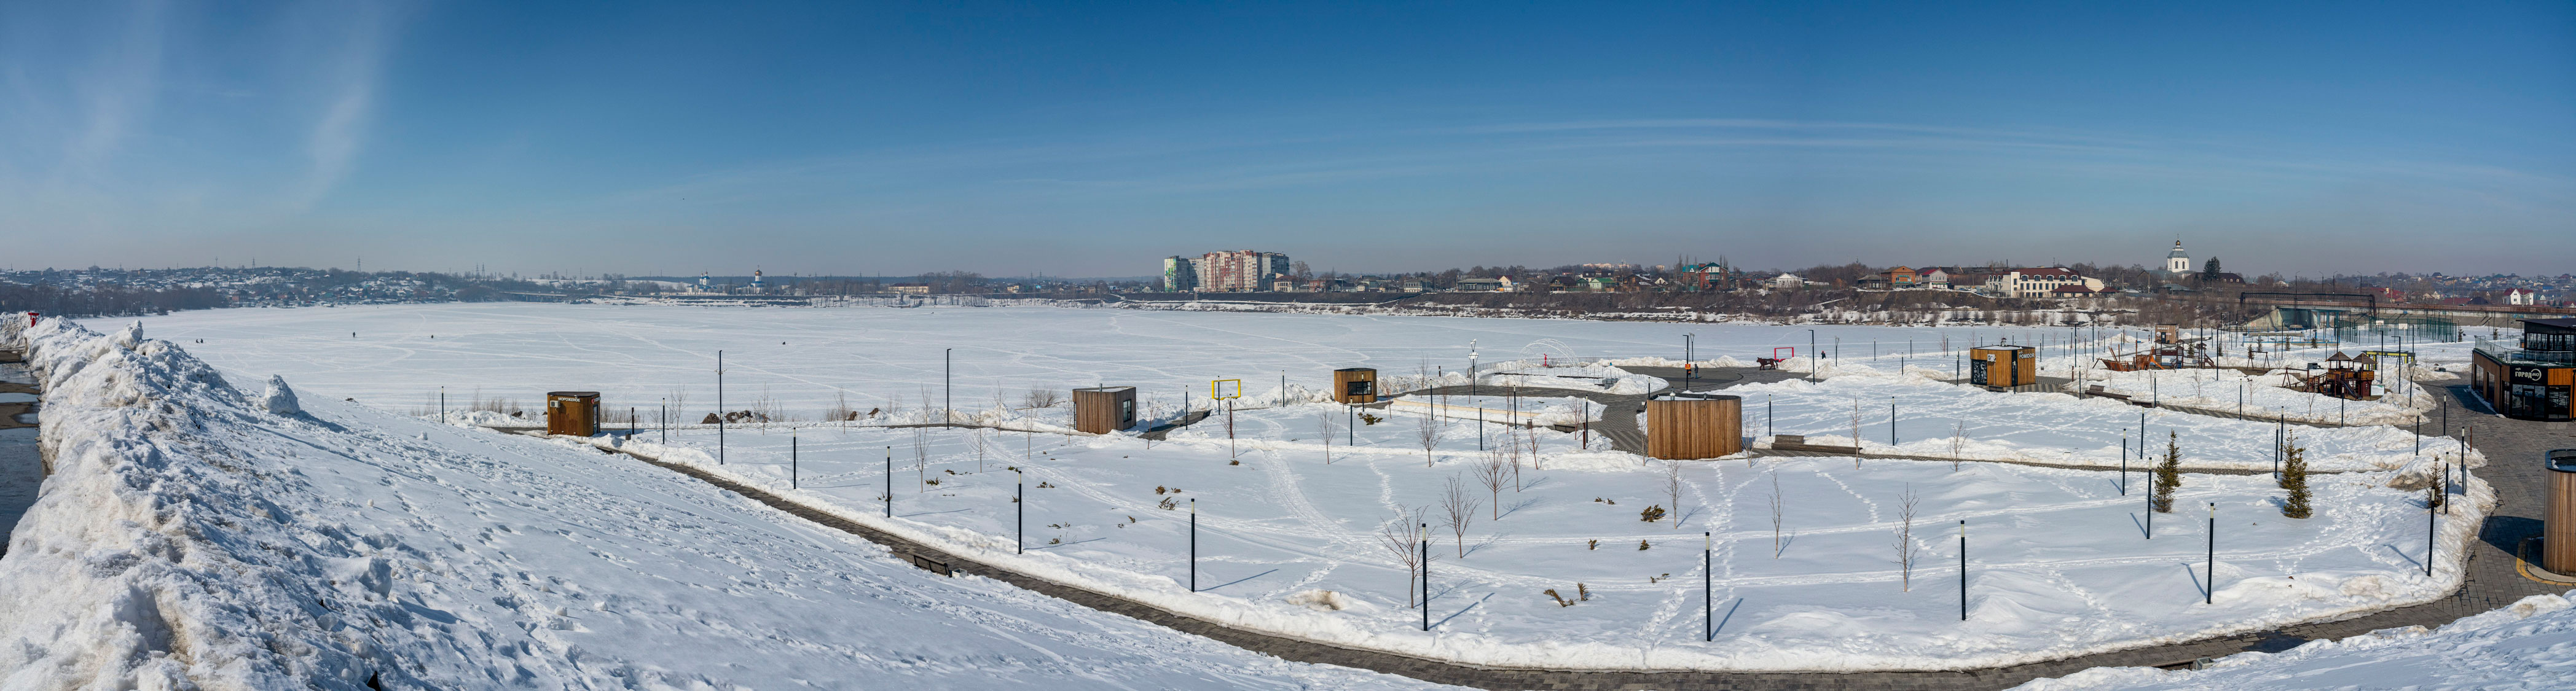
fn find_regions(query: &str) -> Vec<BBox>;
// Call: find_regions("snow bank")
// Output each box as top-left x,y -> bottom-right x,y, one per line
0,318 -> 1449,689
261,374 -> 302,415
1485,361 -> 1667,395
2012,591 -> 2576,690
1384,395 -> 1598,426
1,318 -> 387,688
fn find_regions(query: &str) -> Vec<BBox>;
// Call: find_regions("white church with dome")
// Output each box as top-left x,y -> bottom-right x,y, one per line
2158,240 -> 2193,278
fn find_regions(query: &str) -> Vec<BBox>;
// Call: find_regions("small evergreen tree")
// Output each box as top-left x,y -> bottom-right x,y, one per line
2153,431 -> 2183,513
2202,257 -> 2223,280
2427,459 -> 2446,511
2280,432 -> 2312,519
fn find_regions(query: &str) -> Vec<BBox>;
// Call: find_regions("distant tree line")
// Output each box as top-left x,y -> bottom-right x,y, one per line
0,283 -> 229,319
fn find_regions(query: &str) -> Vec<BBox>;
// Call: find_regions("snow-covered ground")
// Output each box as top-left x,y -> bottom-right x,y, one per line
2013,591 -> 2576,690
2072,365 -> 2438,427
106,303 -> 2115,420
1730,369 -> 2476,473
0,319 -> 1456,689
610,402 -> 2486,672
81,303 -> 2497,673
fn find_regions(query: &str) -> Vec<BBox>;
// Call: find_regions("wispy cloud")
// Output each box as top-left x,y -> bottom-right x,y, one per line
60,0 -> 167,179
285,0 -> 404,210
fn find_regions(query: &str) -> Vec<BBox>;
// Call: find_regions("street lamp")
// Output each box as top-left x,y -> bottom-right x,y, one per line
1807,329 -> 1817,380
1468,339 -> 1479,396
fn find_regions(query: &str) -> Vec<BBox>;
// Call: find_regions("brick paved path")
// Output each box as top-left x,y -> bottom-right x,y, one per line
616,371 -> 2576,690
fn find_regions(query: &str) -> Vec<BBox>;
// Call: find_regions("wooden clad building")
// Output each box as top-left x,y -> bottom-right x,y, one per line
2472,318 -> 2576,421
1072,386 -> 1138,434
2549,449 -> 2576,574
1332,368 -> 1379,404
1646,394 -> 1742,460
546,391 -> 600,436
1968,345 -> 2037,388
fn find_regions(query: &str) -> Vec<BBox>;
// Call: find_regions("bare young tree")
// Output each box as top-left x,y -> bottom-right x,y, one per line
970,427 -> 990,472
1769,472 -> 1786,558
912,426 -> 930,492
1375,506 -> 1428,606
667,388 -> 690,424
1317,411 -> 1335,464
1893,484 -> 1920,591
1472,450 -> 1509,520
1952,420 -> 1965,471
1440,474 -> 1481,557
1509,430 -> 1525,491
1415,407 -> 1443,467
1664,459 -> 1686,529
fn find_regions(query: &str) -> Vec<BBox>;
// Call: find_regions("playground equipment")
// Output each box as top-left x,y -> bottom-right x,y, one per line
2290,352 -> 2379,400
2100,324 -> 2213,372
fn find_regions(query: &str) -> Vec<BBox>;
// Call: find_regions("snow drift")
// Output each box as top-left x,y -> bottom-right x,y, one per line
0,318 -> 1448,689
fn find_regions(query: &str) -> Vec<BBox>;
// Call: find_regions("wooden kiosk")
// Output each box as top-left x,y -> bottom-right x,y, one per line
546,391 -> 600,436
1646,394 -> 1742,460
1072,386 -> 1138,434
1332,368 -> 1380,404
1968,345 -> 2037,388
2548,449 -> 2576,574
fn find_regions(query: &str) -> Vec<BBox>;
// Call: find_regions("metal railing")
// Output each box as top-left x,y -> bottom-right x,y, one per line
2477,338 -> 2576,365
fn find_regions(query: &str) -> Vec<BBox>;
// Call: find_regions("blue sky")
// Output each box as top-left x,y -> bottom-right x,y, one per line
4,1 -> 2571,278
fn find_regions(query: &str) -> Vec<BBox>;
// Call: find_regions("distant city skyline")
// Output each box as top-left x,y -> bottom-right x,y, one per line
4,1 -> 2570,277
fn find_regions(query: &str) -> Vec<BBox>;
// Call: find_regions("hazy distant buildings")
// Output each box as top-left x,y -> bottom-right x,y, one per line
1164,250 -> 1289,291
1162,257 -> 1198,292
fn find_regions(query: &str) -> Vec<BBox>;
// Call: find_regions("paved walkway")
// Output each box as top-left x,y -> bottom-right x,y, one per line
595,367 -> 2573,690
0,351 -> 40,556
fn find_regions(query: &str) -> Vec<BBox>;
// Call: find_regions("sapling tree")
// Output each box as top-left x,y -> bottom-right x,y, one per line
1376,506 -> 1428,606
1951,420 -> 1965,471
2280,432 -> 2312,518
1440,474 -> 1480,557
1472,451 -> 1509,520
1416,407 -> 1443,467
1317,412 -> 1335,464
970,427 -> 989,472
1769,472 -> 1785,558
1664,459 -> 1686,529
2153,430 -> 2183,513
913,426 -> 930,493
1893,484 -> 1919,590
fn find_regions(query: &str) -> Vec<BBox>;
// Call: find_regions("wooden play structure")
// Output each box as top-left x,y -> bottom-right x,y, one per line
2100,324 -> 2213,372
2289,352 -> 2379,400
